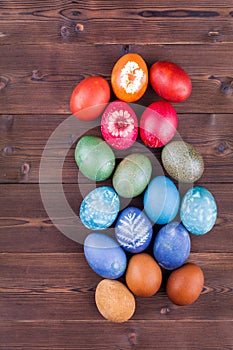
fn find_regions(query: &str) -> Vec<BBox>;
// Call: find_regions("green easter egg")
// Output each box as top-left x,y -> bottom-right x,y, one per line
162,141 -> 204,183
75,136 -> 115,181
113,153 -> 152,198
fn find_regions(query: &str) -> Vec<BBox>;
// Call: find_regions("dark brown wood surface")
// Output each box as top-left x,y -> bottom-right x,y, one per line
0,1 -> 232,349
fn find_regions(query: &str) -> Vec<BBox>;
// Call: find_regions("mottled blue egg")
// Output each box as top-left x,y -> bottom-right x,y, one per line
80,186 -> 120,230
153,222 -> 191,270
84,233 -> 127,279
115,207 -> 153,253
143,176 -> 180,225
180,186 -> 217,235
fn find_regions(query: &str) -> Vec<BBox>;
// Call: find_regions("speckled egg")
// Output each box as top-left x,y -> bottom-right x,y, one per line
84,233 -> 127,279
180,186 -> 217,235
161,141 -> 204,183
153,222 -> 191,270
95,279 -> 136,322
166,263 -> 204,305
75,135 -> 115,181
113,153 -> 152,198
115,207 -> 153,253
80,186 -> 120,230
143,176 -> 180,225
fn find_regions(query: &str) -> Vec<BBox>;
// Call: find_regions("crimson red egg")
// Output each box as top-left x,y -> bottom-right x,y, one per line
140,101 -> 178,148
150,61 -> 192,103
101,100 -> 138,150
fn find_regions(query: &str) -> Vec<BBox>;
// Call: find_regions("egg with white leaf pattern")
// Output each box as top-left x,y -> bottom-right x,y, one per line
115,207 -> 153,253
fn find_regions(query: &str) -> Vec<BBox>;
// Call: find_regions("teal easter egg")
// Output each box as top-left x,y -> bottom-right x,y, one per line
75,135 -> 115,181
162,141 -> 204,183
144,176 -> 180,225
84,233 -> 127,279
180,186 -> 217,235
113,153 -> 152,198
80,186 -> 120,230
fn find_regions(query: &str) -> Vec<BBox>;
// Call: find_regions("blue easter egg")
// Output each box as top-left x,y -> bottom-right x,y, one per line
153,222 -> 191,270
84,233 -> 127,279
143,176 -> 180,225
115,206 -> 153,253
180,186 -> 217,235
80,186 -> 120,230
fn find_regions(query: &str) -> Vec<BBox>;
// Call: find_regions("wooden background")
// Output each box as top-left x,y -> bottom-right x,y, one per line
0,0 -> 233,349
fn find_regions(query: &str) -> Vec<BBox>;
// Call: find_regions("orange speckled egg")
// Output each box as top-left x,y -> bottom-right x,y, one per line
95,279 -> 136,322
126,253 -> 162,297
166,263 -> 204,305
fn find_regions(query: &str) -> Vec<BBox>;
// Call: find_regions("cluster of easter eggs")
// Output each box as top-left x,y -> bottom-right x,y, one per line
70,53 -> 217,322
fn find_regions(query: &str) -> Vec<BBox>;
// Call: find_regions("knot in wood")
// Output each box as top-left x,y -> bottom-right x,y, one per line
60,26 -> 69,37
217,142 -> 228,153
160,306 -> 171,315
128,330 -> 137,346
0,76 -> 9,90
21,162 -> 31,175
3,146 -> 13,156
75,23 -> 84,32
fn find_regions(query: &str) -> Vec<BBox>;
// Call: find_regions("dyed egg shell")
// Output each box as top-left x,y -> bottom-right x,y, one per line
101,100 -> 138,150
113,153 -> 152,198
115,207 -> 153,253
80,186 -> 120,230
180,186 -> 217,235
126,253 -> 162,297
143,176 -> 180,225
84,233 -> 127,279
140,101 -> 178,148
162,141 -> 204,183
153,222 -> 191,270
75,135 -> 115,181
166,263 -> 204,305
95,279 -> 135,322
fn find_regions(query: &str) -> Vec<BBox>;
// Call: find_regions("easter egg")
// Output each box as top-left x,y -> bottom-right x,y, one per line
75,136 -> 115,181
140,101 -> 178,148
80,186 -> 120,230
84,233 -> 127,279
153,222 -> 191,270
166,263 -> 204,305
113,153 -> 152,198
126,253 -> 162,297
162,141 -> 204,183
115,207 -> 153,253
180,186 -> 217,235
101,100 -> 138,150
111,53 -> 148,103
143,176 -> 180,225
150,61 -> 192,103
95,279 -> 136,322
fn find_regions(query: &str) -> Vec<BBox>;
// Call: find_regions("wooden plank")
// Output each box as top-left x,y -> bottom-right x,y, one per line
0,252 -> 232,321
1,114 -> 233,184
1,4 -> 233,45
0,320 -> 232,349
0,44 -> 233,114
0,183 -> 231,253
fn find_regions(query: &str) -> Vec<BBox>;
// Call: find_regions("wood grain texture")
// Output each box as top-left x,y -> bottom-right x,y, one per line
1,114 -> 232,184
1,2 -> 233,45
0,44 -> 233,114
1,0 -> 233,349
0,183 -> 232,253
0,320 -> 232,350
0,252 -> 232,322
